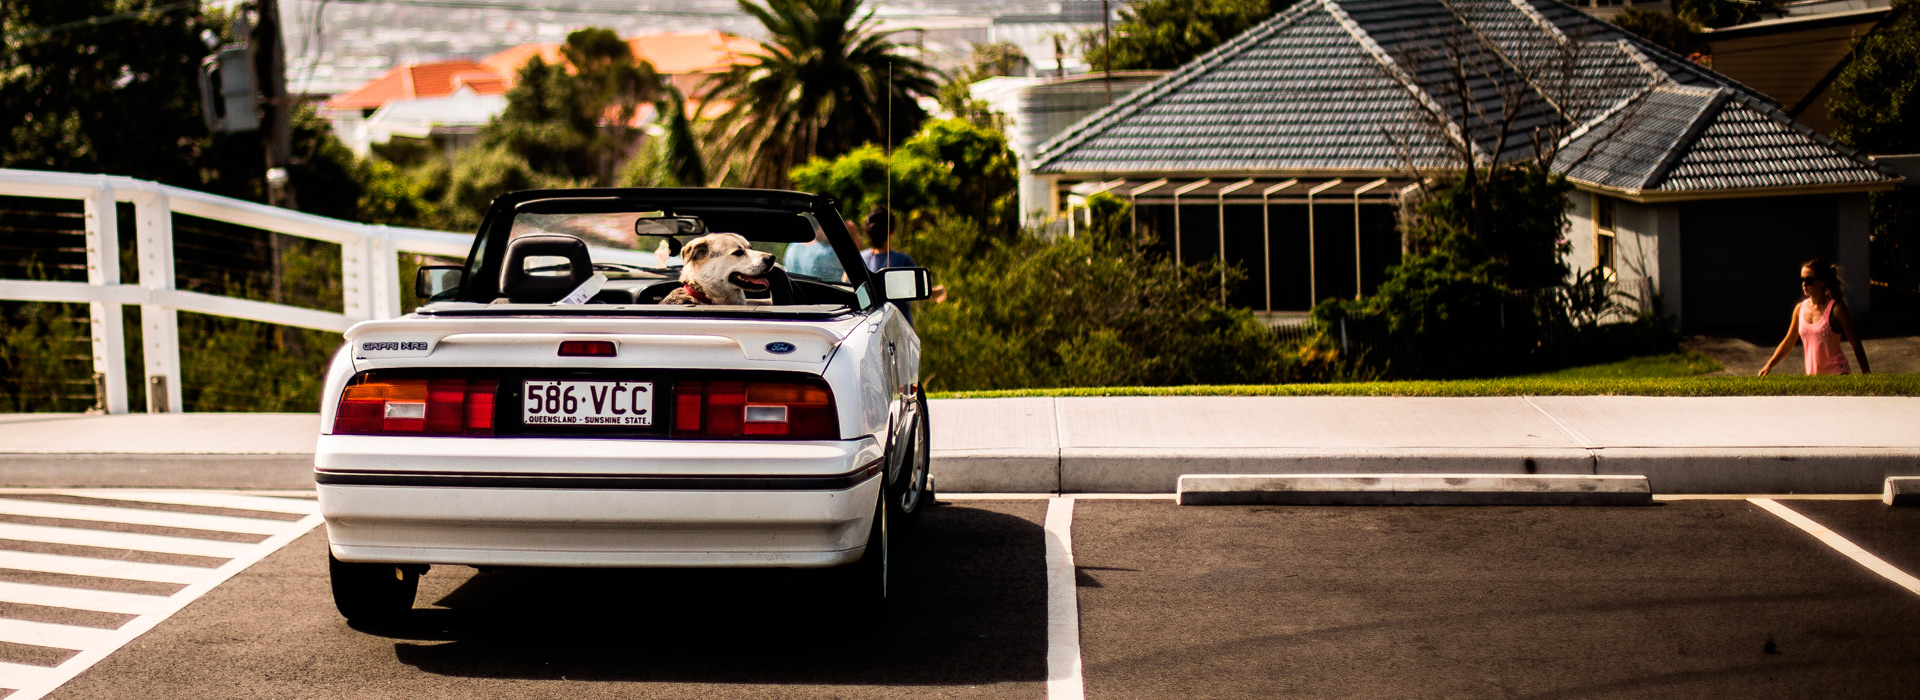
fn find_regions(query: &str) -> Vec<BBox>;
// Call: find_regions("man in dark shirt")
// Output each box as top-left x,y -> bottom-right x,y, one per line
859,207 -> 922,322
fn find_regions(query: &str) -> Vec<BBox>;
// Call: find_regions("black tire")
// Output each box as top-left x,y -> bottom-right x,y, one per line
885,397 -> 932,531
833,494 -> 888,623
329,553 -> 418,624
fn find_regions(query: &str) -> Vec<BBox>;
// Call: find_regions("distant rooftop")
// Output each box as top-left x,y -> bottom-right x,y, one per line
1032,0 -> 1898,198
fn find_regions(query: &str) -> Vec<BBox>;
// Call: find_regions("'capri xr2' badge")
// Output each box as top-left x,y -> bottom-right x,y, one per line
765,342 -> 796,354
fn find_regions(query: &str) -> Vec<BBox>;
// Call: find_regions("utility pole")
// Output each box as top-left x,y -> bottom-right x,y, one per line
1102,0 -> 1113,104
254,0 -> 297,210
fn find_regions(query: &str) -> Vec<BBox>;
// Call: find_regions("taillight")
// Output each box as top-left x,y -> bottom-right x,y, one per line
672,378 -> 836,439
334,377 -> 497,436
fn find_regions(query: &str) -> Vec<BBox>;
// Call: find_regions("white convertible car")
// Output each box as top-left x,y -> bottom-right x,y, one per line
314,188 -> 934,623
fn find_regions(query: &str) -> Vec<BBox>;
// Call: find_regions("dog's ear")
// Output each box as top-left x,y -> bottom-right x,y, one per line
682,237 -> 711,263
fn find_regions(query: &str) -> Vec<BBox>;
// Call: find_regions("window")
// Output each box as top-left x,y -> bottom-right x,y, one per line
1594,194 -> 1617,282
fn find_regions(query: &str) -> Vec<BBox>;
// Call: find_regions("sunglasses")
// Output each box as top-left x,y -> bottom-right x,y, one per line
1801,277 -> 1823,284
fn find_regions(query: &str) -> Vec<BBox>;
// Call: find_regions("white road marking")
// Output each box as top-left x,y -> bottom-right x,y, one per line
0,617 -> 115,651
1045,496 -> 1085,700
1658,494 -> 1882,501
0,581 -> 167,616
0,498 -> 288,535
0,522 -> 255,559
1750,498 -> 1920,596
56,490 -> 318,515
0,662 -> 56,688
0,490 -> 321,700
0,551 -> 211,585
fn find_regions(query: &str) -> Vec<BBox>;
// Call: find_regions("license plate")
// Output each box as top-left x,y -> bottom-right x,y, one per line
522,380 -> 653,426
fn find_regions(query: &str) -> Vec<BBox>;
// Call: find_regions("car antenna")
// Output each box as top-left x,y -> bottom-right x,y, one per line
885,60 -> 892,234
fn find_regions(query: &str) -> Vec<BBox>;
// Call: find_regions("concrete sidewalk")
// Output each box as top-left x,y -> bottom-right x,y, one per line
2,396 -> 1917,493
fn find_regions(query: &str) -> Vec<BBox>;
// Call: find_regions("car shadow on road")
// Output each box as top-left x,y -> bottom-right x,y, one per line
359,504 -> 1046,686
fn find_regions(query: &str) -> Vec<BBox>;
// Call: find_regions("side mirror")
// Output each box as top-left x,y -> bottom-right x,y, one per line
877,267 -> 932,302
415,265 -> 464,299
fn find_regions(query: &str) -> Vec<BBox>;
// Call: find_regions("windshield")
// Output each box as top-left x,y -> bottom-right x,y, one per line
506,211 -> 844,281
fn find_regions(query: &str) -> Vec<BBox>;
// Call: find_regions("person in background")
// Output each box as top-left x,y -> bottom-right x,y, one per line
859,207 -> 915,272
1759,257 -> 1870,376
782,225 -> 844,282
859,207 -> 944,321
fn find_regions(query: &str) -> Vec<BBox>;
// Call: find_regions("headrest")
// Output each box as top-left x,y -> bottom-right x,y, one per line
501,234 -> 592,303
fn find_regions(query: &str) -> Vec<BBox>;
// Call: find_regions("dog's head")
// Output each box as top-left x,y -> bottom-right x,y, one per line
680,232 -> 774,301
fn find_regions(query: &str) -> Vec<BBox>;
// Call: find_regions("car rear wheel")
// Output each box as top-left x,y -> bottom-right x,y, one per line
329,553 -> 418,624
833,493 -> 888,623
886,397 -> 932,531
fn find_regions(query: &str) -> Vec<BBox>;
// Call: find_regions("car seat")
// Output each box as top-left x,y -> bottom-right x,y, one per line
501,234 -> 592,303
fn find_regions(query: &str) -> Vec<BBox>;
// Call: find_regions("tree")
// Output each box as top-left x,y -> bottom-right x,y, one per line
1610,8 -> 1705,57
1,1 -> 362,214
910,200 -> 1306,391
702,0 -> 939,188
1083,0 -> 1291,71
789,117 -> 1018,240
1673,0 -> 1778,29
1831,1 -> 1920,155
1830,0 -> 1920,306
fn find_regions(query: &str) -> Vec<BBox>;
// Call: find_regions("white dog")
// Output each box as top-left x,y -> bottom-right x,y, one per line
659,233 -> 775,306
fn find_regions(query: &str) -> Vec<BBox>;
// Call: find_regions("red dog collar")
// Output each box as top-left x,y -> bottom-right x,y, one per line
682,284 -> 711,303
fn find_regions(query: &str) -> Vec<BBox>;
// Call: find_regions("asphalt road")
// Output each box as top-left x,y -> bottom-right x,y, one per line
33,497 -> 1920,699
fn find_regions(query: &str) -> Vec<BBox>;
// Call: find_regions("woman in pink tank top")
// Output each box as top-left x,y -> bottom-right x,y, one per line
1759,258 -> 1870,376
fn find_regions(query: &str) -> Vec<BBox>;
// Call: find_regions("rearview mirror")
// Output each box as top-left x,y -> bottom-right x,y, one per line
633,216 -> 706,237
415,265 -> 463,299
877,267 -> 932,302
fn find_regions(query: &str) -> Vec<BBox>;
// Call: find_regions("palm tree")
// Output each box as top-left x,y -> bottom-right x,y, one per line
703,0 -> 939,188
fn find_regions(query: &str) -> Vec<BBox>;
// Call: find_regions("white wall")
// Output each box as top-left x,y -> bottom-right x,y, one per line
1564,191 -> 1677,321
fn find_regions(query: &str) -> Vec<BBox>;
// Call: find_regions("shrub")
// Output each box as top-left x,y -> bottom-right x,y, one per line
906,207 -> 1309,391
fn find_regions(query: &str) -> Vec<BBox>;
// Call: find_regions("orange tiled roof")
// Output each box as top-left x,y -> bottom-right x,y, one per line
323,59 -> 509,111
328,32 -> 758,113
481,30 -> 758,88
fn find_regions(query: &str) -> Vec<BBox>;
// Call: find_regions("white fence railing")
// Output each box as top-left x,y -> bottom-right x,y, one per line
0,168 -> 646,414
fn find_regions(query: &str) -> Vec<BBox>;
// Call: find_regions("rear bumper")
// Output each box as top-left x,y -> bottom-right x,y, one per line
315,434 -> 884,568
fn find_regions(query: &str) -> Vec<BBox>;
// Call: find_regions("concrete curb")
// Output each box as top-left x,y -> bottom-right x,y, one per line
0,454 -> 315,489
933,448 -> 1920,494
1176,473 -> 1654,506
1887,477 -> 1920,506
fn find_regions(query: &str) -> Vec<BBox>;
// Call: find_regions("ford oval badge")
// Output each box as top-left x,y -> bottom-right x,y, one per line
766,341 -> 796,355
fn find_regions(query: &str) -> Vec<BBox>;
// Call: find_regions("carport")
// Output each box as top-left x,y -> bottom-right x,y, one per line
1061,177 -> 1414,311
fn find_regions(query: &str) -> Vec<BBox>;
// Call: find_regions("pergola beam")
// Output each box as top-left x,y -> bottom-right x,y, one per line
1216,179 -> 1255,303
1305,179 -> 1343,306
1127,178 -> 1167,249
1260,179 -> 1298,312
1351,178 -> 1389,299
1171,179 -> 1211,268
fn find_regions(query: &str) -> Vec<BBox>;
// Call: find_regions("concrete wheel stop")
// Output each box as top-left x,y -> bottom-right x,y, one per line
1887,477 -> 1919,507
1177,473 -> 1654,506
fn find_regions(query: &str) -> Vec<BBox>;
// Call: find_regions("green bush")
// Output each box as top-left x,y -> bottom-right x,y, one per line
907,204 -> 1314,391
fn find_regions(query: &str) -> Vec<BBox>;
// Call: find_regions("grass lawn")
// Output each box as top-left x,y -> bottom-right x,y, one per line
928,352 -> 1920,398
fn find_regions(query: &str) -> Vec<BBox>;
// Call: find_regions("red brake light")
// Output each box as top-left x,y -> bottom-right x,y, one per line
558,340 -> 617,357
334,377 -> 497,436
672,378 -> 836,439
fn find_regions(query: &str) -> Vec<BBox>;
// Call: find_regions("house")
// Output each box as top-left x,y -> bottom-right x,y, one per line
1029,0 -> 1902,329
1701,5 -> 1900,134
321,31 -> 758,156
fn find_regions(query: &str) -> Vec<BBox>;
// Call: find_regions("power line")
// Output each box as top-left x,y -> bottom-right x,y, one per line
4,1 -> 198,41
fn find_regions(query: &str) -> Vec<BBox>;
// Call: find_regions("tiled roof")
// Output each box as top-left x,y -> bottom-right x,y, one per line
1560,86 -> 1893,193
1035,1 -> 1456,175
323,60 -> 505,111
479,31 -> 757,87
327,32 -> 758,114
1033,0 -> 1895,195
